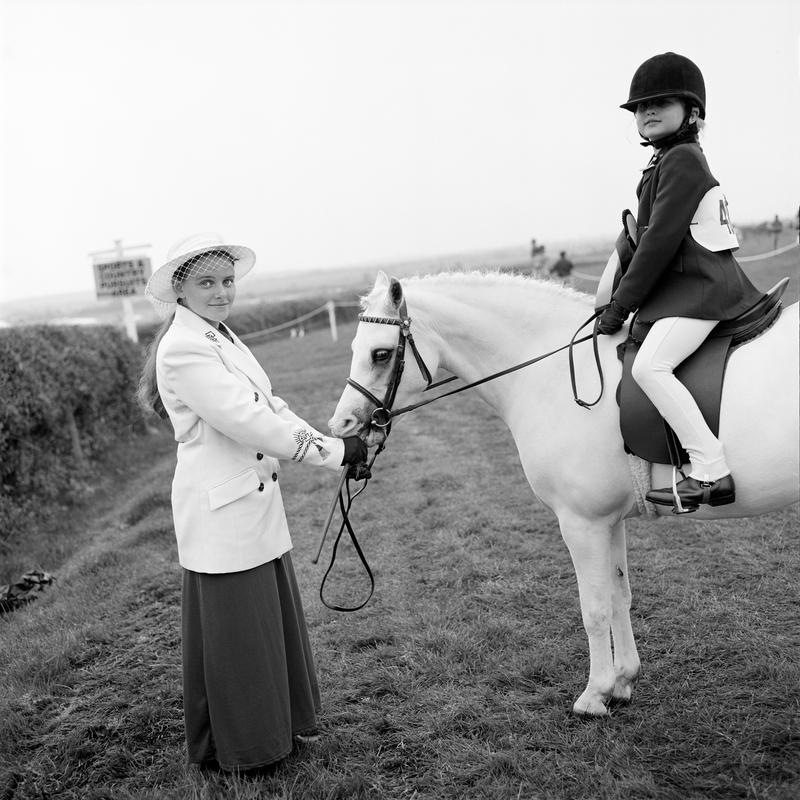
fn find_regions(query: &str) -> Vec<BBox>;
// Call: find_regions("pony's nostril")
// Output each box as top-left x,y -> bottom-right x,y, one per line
329,415 -> 356,436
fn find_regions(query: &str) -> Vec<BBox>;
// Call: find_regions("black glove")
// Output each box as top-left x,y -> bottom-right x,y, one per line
346,462 -> 372,481
597,299 -> 630,335
341,436 -> 368,465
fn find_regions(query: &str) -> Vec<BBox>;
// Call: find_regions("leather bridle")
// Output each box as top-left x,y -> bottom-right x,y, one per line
345,296 -> 605,434
345,297 -> 457,433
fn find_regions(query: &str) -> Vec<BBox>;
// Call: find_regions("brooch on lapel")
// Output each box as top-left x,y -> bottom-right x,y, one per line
205,330 -> 219,343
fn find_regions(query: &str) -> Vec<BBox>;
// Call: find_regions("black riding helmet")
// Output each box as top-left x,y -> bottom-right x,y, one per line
621,52 -> 706,118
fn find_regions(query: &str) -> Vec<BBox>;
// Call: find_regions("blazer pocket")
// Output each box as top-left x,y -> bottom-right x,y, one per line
671,237 -> 698,273
676,236 -> 711,274
208,468 -> 262,511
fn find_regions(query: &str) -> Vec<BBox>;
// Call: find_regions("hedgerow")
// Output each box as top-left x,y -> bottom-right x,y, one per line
0,294 -> 362,550
0,325 -> 143,549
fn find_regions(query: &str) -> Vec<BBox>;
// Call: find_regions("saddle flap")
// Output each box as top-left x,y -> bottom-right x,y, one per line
618,277 -> 789,465
619,334 -> 732,465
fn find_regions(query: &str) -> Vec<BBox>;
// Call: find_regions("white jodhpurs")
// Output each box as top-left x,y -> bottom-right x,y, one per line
631,316 -> 730,481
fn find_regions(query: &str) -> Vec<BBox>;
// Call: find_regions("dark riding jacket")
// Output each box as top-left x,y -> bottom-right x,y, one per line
612,138 -> 763,323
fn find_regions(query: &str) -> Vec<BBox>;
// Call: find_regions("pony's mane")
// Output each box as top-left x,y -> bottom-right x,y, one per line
360,269 -> 593,311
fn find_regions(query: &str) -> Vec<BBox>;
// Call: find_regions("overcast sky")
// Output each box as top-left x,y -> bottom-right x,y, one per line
1,0 -> 798,304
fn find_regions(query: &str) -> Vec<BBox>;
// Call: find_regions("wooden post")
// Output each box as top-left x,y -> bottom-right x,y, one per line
115,240 -> 139,343
327,300 -> 338,342
121,297 -> 138,343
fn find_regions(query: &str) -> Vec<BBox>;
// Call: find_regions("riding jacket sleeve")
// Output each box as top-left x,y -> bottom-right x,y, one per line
612,145 -> 717,313
158,335 -> 344,469
269,391 -> 325,436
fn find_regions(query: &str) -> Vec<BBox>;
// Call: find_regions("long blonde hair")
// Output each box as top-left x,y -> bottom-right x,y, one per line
136,314 -> 174,419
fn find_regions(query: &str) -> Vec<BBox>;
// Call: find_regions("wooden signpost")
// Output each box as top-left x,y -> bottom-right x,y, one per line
89,239 -> 151,342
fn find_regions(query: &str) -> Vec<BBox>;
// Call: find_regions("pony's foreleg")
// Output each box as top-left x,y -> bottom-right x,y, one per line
609,520 -> 640,702
558,513 -> 616,716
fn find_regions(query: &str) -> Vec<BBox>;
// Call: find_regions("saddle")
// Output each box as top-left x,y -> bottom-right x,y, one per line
617,278 -> 790,465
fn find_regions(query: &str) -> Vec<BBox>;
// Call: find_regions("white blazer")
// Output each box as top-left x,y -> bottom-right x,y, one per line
156,304 -> 344,573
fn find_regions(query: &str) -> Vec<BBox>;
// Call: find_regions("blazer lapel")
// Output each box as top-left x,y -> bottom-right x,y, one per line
221,329 -> 273,396
173,306 -> 272,396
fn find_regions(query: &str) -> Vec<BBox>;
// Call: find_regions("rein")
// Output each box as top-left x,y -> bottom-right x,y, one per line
314,444 -> 384,612
315,292 -> 605,612
348,301 -> 605,423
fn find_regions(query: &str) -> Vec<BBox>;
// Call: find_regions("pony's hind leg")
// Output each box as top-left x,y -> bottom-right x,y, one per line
558,512 -> 617,716
609,520 -> 640,702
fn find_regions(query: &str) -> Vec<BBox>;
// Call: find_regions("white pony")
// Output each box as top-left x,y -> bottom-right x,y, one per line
329,270 -> 799,716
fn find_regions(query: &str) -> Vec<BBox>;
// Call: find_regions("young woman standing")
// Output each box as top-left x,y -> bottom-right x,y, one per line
138,233 -> 367,773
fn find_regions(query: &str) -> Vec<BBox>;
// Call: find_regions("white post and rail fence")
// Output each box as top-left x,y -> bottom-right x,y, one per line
240,300 -> 361,344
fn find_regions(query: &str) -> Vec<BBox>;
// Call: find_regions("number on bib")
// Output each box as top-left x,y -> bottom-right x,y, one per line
719,196 -> 734,234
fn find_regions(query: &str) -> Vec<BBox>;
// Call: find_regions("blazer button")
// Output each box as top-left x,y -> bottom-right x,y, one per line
258,482 -> 265,492
271,472 -> 278,482
256,452 -> 264,460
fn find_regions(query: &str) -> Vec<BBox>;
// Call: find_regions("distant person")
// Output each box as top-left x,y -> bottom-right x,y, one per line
137,233 -> 368,774
767,214 -> 783,249
595,52 -> 763,511
530,238 -> 546,275
549,251 -> 574,282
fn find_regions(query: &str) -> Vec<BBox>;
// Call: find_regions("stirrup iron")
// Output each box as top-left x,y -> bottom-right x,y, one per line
670,466 -> 696,515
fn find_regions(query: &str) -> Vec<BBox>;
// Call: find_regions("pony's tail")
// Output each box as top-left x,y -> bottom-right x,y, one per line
136,316 -> 173,420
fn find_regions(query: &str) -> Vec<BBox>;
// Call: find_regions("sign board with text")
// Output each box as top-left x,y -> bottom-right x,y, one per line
93,257 -> 152,298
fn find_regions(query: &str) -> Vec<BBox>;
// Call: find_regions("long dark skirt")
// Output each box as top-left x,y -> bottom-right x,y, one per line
182,553 -> 320,771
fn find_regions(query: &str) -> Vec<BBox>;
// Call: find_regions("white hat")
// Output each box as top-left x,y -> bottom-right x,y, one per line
145,233 -> 256,319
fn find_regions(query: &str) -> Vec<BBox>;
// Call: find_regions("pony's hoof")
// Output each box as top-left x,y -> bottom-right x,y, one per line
612,682 -> 633,702
612,666 -> 640,702
572,694 -> 609,717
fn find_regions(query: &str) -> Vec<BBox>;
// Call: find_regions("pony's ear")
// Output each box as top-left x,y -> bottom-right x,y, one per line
388,276 -> 403,310
374,270 -> 390,291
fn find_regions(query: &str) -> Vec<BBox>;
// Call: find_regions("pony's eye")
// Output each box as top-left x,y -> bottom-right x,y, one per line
372,349 -> 392,364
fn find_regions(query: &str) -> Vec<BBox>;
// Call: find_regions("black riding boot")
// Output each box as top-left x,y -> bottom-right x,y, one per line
646,474 -> 736,511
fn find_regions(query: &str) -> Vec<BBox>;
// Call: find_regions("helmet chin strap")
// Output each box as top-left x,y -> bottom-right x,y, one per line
640,113 -> 699,149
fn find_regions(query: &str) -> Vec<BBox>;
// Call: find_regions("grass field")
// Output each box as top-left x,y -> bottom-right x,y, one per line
0,252 -> 798,799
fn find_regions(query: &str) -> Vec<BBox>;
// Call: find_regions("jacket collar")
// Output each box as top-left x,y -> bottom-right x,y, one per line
172,304 -> 271,393
640,120 -> 699,149
641,130 -> 700,173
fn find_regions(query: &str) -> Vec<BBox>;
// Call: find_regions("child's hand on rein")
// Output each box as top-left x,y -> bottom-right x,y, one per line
597,300 -> 630,335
